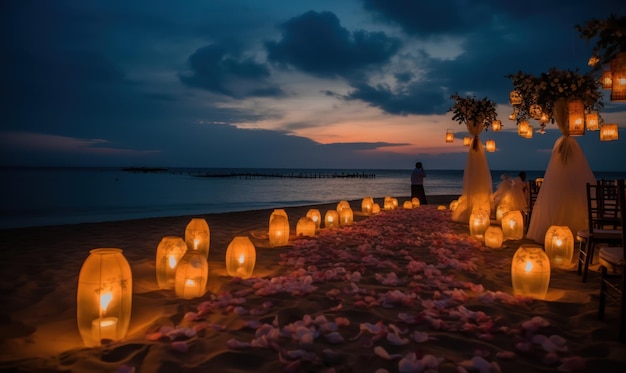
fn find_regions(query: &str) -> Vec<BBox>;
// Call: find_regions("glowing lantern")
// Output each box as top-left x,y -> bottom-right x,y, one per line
544,226 -> 574,268
567,98 -> 585,136
185,218 -> 210,257
306,209 -> 321,230
518,120 -> 529,136
469,209 -> 490,240
77,248 -> 132,347
496,205 -> 510,225
585,110 -> 599,131
225,236 -> 256,279
523,125 -> 533,139
491,120 -> 502,132
529,104 -> 543,120
371,203 -> 381,214
601,70 -> 613,89
411,197 -> 420,208
463,136 -> 472,146
384,199 -> 394,210
600,123 -> 619,141
485,140 -> 496,152
511,244 -> 550,299
296,217 -> 316,237
610,52 -> 626,102
403,201 -> 413,209
501,210 -> 524,240
484,226 -> 504,249
392,198 -> 398,208
361,197 -> 374,215
270,209 -> 288,224
449,199 -> 458,212
437,205 -> 447,210
509,90 -> 522,105
324,210 -> 339,229
155,236 -> 187,289
269,215 -> 289,247
339,207 -> 353,226
539,112 -> 550,124
336,200 -> 350,213
175,250 -> 208,299
445,129 -> 454,143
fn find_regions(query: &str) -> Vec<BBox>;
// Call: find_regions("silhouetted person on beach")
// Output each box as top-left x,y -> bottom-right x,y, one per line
411,162 -> 428,205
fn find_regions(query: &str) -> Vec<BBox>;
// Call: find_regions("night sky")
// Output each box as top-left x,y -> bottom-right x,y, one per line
2,0 -> 625,171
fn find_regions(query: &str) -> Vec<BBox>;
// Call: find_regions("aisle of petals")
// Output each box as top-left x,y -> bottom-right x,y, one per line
141,207 -> 586,373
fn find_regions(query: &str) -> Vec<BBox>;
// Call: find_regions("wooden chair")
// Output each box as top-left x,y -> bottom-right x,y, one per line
525,178 -> 541,230
597,179 -> 626,343
577,181 -> 622,282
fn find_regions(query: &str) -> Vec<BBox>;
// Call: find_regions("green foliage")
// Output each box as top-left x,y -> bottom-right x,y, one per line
575,14 -> 626,68
448,94 -> 498,129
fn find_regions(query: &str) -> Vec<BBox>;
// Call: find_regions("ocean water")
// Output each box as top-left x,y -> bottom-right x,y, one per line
1,167 -> 624,229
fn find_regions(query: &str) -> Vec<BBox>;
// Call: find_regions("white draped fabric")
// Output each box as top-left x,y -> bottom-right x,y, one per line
525,99 -> 596,243
451,118 -> 493,223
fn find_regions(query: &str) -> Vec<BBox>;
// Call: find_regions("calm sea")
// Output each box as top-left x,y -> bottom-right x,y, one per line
1,167 -> 624,229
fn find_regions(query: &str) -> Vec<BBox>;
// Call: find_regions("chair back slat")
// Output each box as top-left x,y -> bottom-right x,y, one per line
587,182 -> 622,232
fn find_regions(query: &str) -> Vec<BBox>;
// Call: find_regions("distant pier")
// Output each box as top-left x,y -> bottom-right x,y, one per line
192,171 -> 376,179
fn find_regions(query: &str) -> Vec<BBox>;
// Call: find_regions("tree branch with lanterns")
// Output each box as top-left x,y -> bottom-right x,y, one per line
449,94 -> 498,129
576,14 -> 626,69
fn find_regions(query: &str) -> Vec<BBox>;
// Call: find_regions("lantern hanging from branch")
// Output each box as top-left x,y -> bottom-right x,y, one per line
403,201 -> 413,209
155,236 -> 188,289
269,215 -> 290,247
296,217 -> 316,237
539,112 -> 550,124
610,52 -> 626,102
501,210 -> 524,240
469,209 -> 490,240
567,98 -> 585,136
523,125 -> 533,139
485,140 -> 496,152
544,226 -> 574,268
336,200 -> 350,213
511,244 -> 550,299
509,90 -> 522,105
77,248 -> 132,347
361,197 -> 374,215
175,250 -> 208,299
371,203 -> 381,214
463,136 -> 472,146
411,197 -> 420,208
517,120 -> 529,136
484,226 -> 504,249
445,129 -> 454,143
225,236 -> 256,279
491,120 -> 502,132
185,218 -> 210,257
529,104 -> 543,120
585,110 -> 599,131
339,207 -> 353,226
306,209 -> 321,230
600,123 -> 619,141
324,210 -> 339,229
601,70 -> 613,89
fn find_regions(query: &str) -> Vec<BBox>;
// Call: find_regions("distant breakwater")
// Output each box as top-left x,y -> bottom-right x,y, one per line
192,171 -> 376,179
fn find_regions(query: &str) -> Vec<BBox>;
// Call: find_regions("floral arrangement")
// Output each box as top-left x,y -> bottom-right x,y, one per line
449,94 -> 498,129
575,14 -> 626,68
506,68 -> 603,124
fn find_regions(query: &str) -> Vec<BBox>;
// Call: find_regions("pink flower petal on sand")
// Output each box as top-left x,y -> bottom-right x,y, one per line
171,341 -> 188,353
226,339 -> 251,349
324,332 -> 344,344
386,332 -> 409,346
374,346 -> 402,360
412,331 -> 430,343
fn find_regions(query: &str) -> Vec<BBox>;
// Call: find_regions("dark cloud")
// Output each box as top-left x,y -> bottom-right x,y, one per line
179,44 -> 284,98
265,10 -> 401,78
343,81 -> 449,115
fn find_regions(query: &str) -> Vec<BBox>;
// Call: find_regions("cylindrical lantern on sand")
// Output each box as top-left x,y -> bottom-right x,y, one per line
544,225 -> 574,268
325,210 -> 339,229
185,218 -> 210,257
225,236 -> 256,279
511,244 -> 550,299
296,217 -> 316,237
269,215 -> 290,247
306,209 -> 321,230
155,236 -> 187,289
175,250 -> 208,299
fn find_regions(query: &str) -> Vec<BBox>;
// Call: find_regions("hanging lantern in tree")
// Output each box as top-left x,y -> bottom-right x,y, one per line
411,197 -> 420,208
306,209 -> 321,230
501,210 -> 524,240
491,120 -> 502,132
484,226 -> 504,249
269,215 -> 290,247
610,52 -> 626,102
517,120 -> 529,137
529,104 -> 543,120
185,218 -> 210,257
585,110 -> 599,131
175,250 -> 208,299
403,201 -> 413,209
600,123 -> 619,141
445,129 -> 454,143
601,70 -> 613,89
539,112 -> 550,124
371,203 -> 381,214
485,140 -> 496,152
155,236 -> 187,289
225,236 -> 256,279
463,136 -> 472,146
509,90 -> 522,105
339,207 -> 353,226
336,200 -> 350,213
361,197 -> 374,215
296,217 -> 316,237
77,248 -> 132,347
324,210 -> 339,229
523,125 -> 534,139
544,226 -> 574,268
511,244 -> 550,300
567,98 -> 585,136
469,209 -> 490,240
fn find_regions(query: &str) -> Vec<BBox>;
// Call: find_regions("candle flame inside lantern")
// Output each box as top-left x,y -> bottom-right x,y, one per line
168,255 -> 177,269
100,292 -> 113,313
193,238 -> 200,250
524,261 -> 533,272
185,279 -> 196,287
328,216 -> 333,222
239,254 -> 245,264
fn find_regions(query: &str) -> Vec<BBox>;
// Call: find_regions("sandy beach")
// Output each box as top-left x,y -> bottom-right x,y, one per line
0,195 -> 625,373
